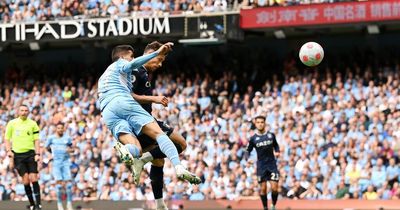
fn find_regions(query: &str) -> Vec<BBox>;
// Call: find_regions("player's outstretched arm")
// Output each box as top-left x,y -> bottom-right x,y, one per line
121,51 -> 159,73
121,42 -> 173,73
132,93 -> 168,107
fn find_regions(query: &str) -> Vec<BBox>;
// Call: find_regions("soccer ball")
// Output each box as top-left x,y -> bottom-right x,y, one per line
299,42 -> 324,67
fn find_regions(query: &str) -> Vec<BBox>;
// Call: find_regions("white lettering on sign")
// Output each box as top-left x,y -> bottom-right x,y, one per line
20,23 -> 38,41
333,5 -> 346,20
139,17 -> 153,35
323,6 -> 334,21
371,3 -> 382,18
256,11 -> 277,24
382,3 -> 392,18
118,18 -> 132,36
393,2 -> 400,16
0,23 -> 13,41
36,23 -> 59,40
355,4 -> 366,19
87,20 -> 97,38
59,20 -> 81,39
154,17 -> 170,34
279,9 -> 297,22
345,5 -> 354,20
105,20 -> 118,36
299,8 -> 318,21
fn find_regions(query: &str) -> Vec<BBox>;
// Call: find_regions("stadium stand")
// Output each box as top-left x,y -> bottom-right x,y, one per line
0,52 -> 399,201
0,0 -> 366,23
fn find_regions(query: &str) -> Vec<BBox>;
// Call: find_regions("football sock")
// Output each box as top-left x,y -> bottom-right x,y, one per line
150,165 -> 164,199
24,184 -> 35,206
272,191 -> 278,206
156,134 -> 180,166
260,194 -> 268,210
149,143 -> 183,159
32,182 -> 41,205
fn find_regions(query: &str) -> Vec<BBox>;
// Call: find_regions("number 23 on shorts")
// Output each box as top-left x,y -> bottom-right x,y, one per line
271,172 -> 279,181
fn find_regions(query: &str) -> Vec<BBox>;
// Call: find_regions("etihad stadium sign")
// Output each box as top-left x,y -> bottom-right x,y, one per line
0,17 -> 173,42
0,13 -> 240,43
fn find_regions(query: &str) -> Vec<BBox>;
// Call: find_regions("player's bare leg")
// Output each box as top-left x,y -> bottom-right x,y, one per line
260,181 -> 268,210
270,181 -> 279,210
168,131 -> 187,151
141,122 -> 200,184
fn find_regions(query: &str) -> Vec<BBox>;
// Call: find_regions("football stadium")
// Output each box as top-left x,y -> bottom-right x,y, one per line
0,0 -> 400,210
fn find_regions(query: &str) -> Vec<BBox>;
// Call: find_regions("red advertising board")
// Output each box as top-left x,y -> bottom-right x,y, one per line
240,0 -> 400,29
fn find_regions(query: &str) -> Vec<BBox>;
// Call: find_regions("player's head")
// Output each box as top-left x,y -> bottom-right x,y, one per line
143,41 -> 165,72
111,45 -> 134,62
254,115 -> 266,132
18,104 -> 29,120
56,122 -> 65,136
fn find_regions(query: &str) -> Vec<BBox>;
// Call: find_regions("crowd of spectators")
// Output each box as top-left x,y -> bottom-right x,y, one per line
0,0 -> 367,23
0,54 -> 399,203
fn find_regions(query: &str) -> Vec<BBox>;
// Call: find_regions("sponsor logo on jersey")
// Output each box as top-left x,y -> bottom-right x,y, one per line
256,140 -> 272,147
145,81 -> 151,87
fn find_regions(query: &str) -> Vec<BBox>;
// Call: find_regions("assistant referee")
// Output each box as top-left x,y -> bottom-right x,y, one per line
5,105 -> 42,210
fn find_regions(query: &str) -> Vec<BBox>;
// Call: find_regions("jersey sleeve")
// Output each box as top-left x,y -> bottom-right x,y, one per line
32,121 -> 40,140
120,51 -> 158,73
45,137 -> 52,148
272,133 -> 280,152
5,121 -> 13,141
246,136 -> 254,153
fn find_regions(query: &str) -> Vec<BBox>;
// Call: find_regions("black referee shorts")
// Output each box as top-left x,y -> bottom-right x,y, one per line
13,150 -> 38,176
138,120 -> 174,150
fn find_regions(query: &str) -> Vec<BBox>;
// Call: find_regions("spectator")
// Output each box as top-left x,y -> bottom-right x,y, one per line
335,180 -> 349,199
363,185 -> 378,200
189,185 -> 205,200
371,158 -> 387,188
386,158 -> 399,187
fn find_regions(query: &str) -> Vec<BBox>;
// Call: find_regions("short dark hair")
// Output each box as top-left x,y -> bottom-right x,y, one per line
56,122 -> 64,127
111,45 -> 134,62
20,104 -> 29,109
254,115 -> 266,121
144,41 -> 162,53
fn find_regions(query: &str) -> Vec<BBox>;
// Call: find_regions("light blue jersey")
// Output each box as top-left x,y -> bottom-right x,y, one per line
98,51 -> 159,140
46,134 -> 73,181
45,134 -> 72,161
98,51 -> 158,111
